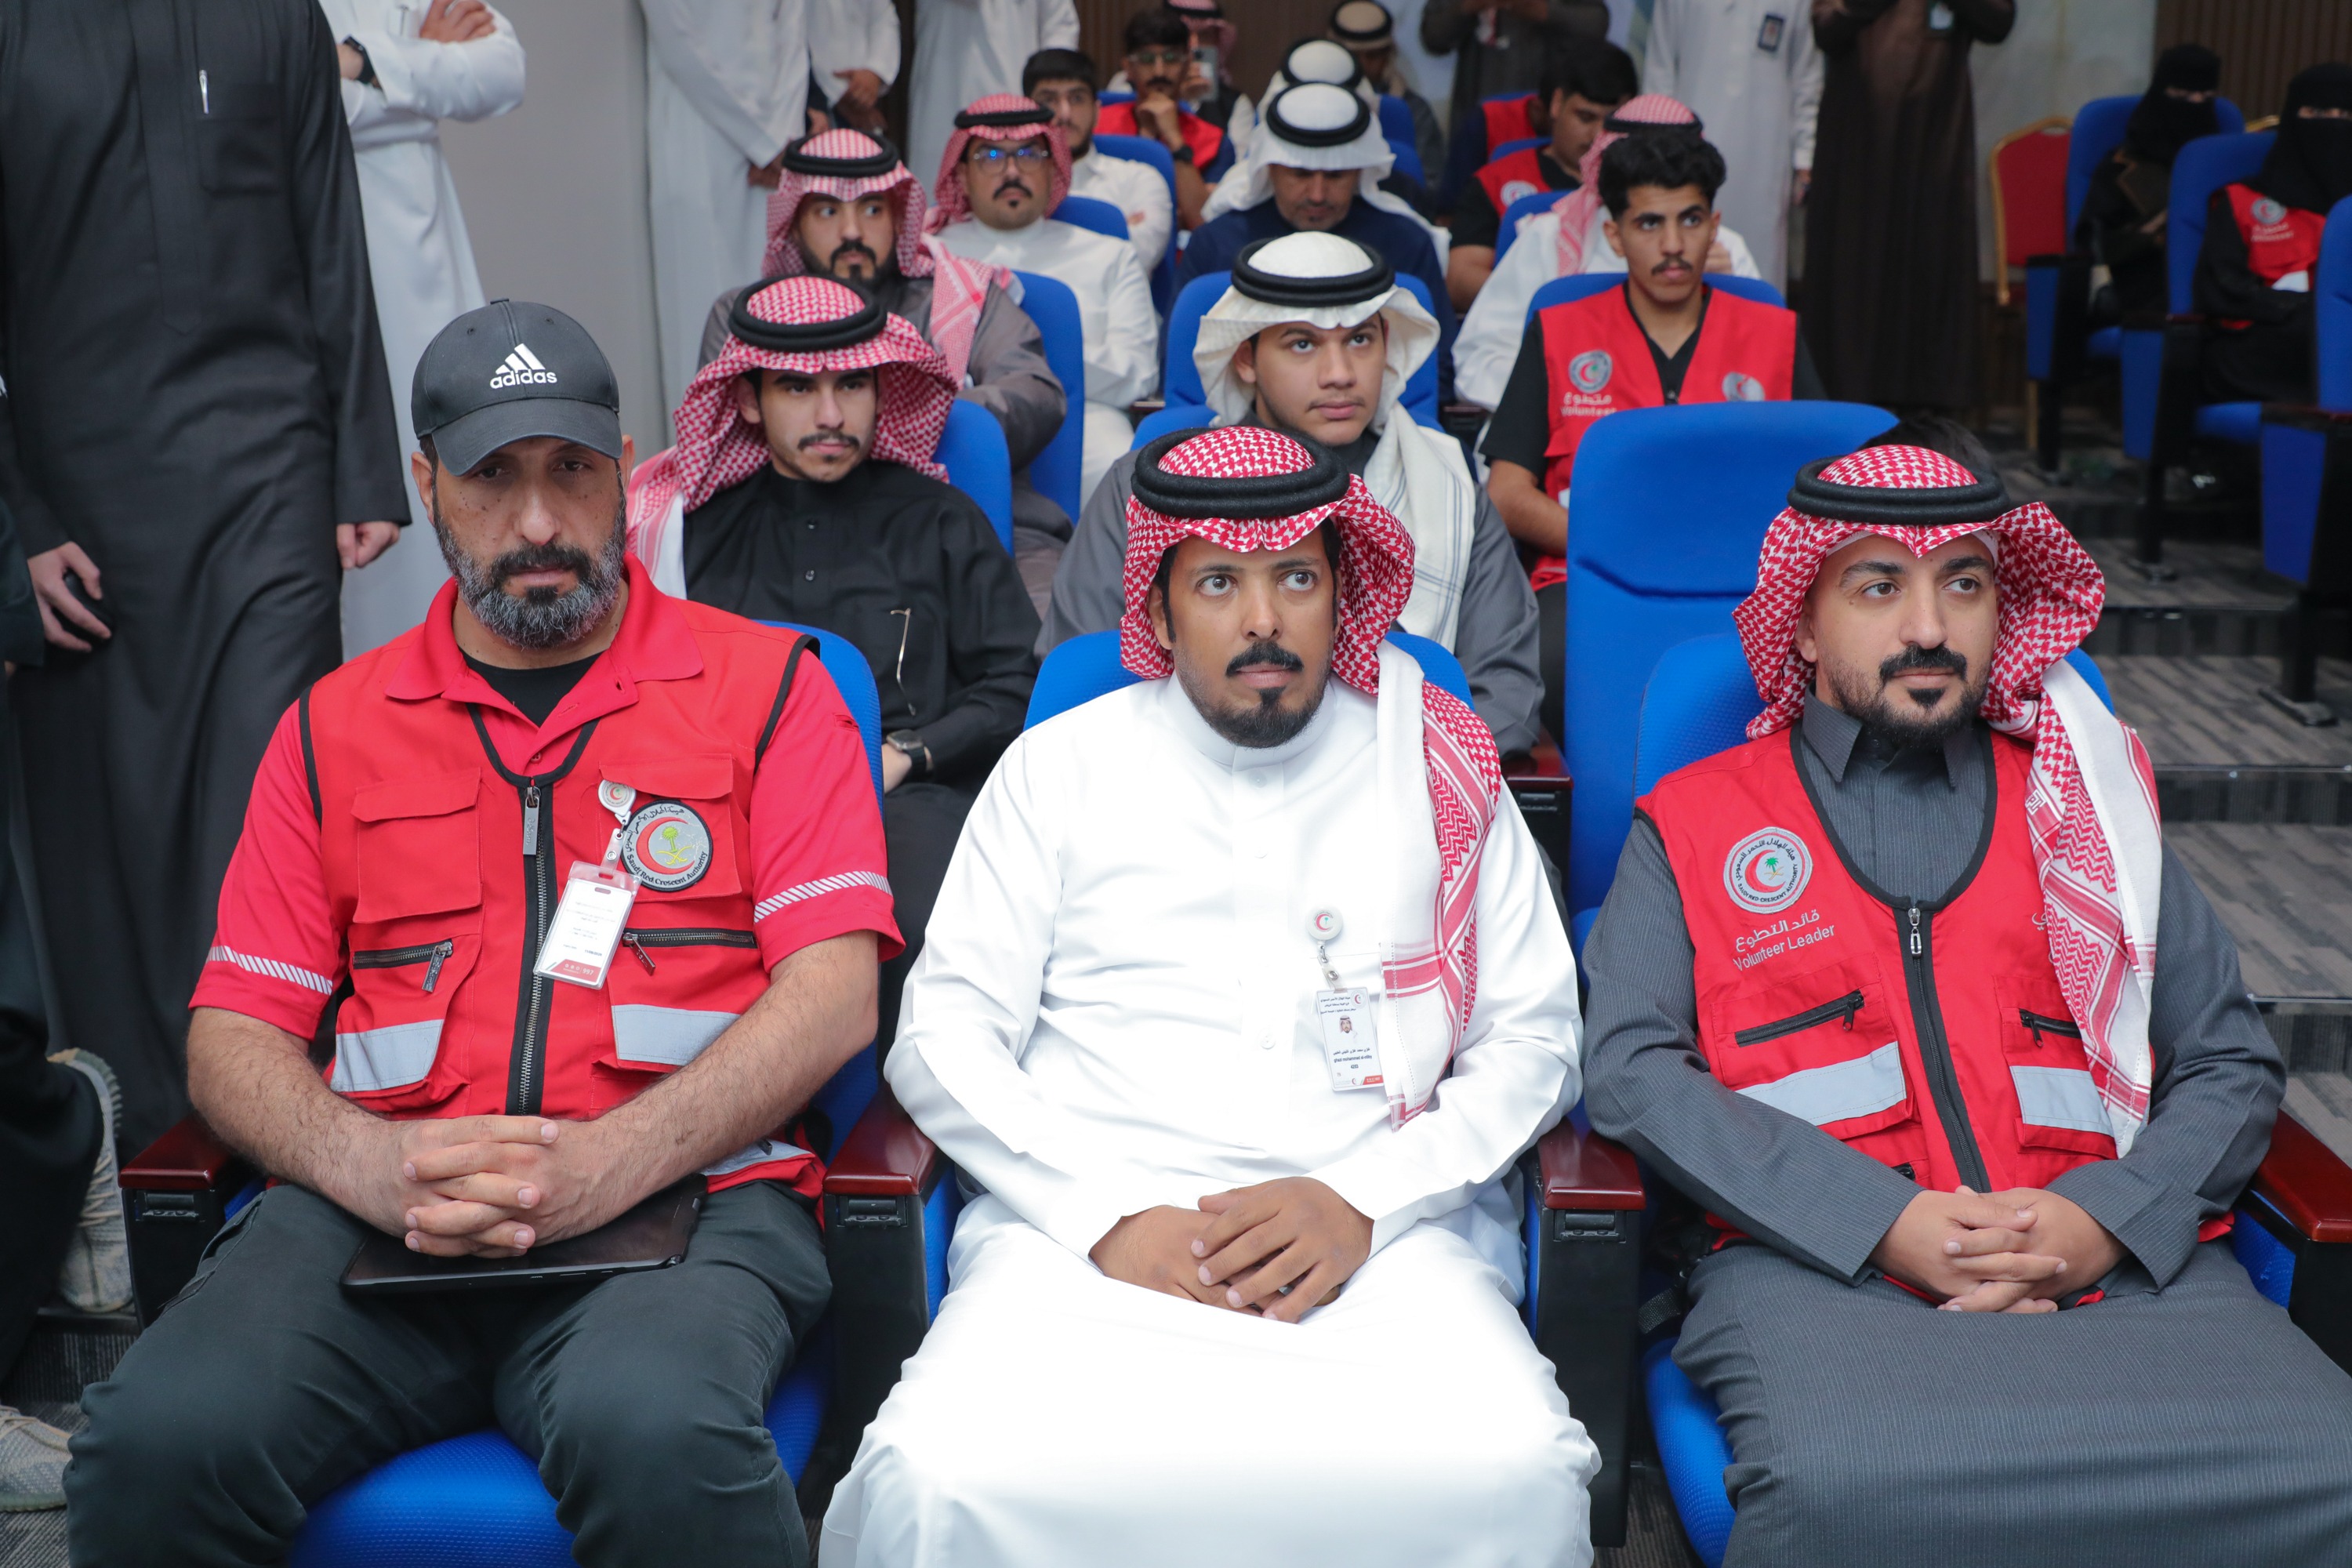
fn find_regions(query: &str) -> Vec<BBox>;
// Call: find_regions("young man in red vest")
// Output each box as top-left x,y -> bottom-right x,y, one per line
1483,128 -> 1820,737
66,303 -> 897,1568
1094,7 -> 1229,227
1445,38 -> 1636,309
2194,62 -> 2352,403
1581,446 -> 2352,1565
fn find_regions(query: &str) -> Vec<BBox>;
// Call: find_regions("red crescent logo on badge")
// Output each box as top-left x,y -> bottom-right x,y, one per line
621,801 -> 713,892
1568,349 -> 1613,394
1723,827 -> 1811,915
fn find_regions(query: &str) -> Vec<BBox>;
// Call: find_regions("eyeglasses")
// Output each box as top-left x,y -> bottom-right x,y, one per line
967,144 -> 1052,166
1128,47 -> 1189,67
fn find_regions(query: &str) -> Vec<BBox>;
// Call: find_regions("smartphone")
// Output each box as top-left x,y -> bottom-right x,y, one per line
1192,44 -> 1218,80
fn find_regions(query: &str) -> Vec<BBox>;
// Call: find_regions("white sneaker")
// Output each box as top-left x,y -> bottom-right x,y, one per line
47,1050 -> 132,1316
0,1406 -> 70,1512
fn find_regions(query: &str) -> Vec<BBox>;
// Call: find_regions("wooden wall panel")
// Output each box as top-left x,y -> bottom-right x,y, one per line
2155,0 -> 2352,122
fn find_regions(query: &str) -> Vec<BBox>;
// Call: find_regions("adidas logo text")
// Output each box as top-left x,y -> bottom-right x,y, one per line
490,342 -> 557,389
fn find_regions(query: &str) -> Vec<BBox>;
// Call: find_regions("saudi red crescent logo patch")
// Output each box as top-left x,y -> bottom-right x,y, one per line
622,801 -> 713,892
1724,827 -> 1811,915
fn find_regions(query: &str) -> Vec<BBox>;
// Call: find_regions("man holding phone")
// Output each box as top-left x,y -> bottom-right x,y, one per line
65,303 -> 896,1568
1095,8 -> 1231,226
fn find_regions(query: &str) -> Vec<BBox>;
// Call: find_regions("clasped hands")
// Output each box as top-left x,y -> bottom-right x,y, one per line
1089,1177 -> 1372,1325
1870,1185 -> 2125,1315
361,1114 -> 628,1258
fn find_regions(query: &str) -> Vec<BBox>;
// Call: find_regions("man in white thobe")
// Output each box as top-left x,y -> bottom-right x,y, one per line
1025,47 -> 1175,280
823,423 -> 1597,1568
810,0 -> 896,134
908,0 -> 1079,206
1640,0 -> 1822,292
642,0 -> 808,412
321,0 -> 524,655
929,96 -> 1156,517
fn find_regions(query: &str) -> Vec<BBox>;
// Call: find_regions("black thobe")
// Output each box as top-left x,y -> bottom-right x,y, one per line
1798,0 -> 2014,409
0,0 -> 405,1150
683,458 -> 1039,1053
2194,193 -> 2320,405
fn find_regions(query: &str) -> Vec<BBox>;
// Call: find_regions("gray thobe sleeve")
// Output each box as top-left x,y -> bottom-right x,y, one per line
2047,844 -> 2284,1286
967,283 -> 1065,473
1039,452 -> 1136,652
1454,488 -> 1544,756
698,286 -> 747,369
1581,816 -> 1919,1283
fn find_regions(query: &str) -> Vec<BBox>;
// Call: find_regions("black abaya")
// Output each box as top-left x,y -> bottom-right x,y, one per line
0,0 -> 406,1150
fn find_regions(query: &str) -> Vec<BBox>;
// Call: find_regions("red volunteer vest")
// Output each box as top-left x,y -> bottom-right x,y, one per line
1097,101 -> 1225,171
1473,147 -> 1563,220
1481,93 -> 1539,154
2218,181 -> 2327,328
1526,285 -> 1798,590
304,591 -> 823,1196
1642,728 -> 2118,1196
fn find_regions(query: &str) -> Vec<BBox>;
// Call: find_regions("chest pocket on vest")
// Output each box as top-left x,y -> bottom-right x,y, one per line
339,770 -> 485,1103
1708,966 -> 1912,1139
601,755 -> 745,905
1996,982 -> 2118,1158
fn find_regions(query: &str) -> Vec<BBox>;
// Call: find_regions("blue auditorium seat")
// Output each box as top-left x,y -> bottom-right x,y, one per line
1130,401 -> 1215,449
1090,132 -> 1181,314
1026,626 -> 1470,728
286,626 -> 888,1568
1559,401 -> 1890,939
1494,189 -> 1570,262
1524,270 -> 1786,322
1376,93 -> 1414,149
1010,269 -> 1087,525
1050,191 -> 1130,245
1386,139 -> 1426,187
1160,269 -> 1444,430
936,398 -> 1014,552
1490,133 -> 1544,162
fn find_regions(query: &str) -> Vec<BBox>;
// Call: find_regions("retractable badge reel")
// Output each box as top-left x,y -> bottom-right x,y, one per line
532,780 -> 642,989
1308,909 -> 1381,1092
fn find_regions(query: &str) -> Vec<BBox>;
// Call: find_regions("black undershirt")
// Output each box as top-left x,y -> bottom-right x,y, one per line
466,651 -> 601,726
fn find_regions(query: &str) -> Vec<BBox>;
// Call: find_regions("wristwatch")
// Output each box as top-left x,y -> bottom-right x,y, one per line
341,34 -> 377,86
1169,142 -> 1196,165
884,730 -> 931,779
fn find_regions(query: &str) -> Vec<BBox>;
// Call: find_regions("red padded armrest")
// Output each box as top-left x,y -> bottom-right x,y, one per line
2263,404 -> 2352,432
2252,1112 -> 2352,1245
1539,1120 -> 1645,1211
825,1087 -> 941,1198
1503,739 -> 1569,782
121,1116 -> 241,1192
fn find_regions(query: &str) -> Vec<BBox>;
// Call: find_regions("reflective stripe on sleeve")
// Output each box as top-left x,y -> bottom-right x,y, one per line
753,869 -> 892,923
611,1005 -> 741,1067
2010,1065 -> 2111,1134
1735,1041 -> 1907,1128
208,944 -> 336,996
331,1020 -> 442,1094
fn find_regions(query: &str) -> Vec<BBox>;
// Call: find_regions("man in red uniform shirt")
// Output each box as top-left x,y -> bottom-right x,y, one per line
1096,8 -> 1229,227
66,303 -> 897,1568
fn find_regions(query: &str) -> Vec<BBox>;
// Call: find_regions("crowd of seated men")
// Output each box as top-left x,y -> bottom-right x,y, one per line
25,7 -> 2352,1566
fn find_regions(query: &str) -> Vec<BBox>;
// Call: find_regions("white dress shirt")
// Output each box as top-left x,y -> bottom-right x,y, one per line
1068,144 -> 1174,278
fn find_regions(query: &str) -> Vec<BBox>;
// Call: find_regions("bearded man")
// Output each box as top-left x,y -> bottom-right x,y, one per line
1581,446 -> 2352,1565
65,302 -> 894,1568
822,426 -> 1595,1566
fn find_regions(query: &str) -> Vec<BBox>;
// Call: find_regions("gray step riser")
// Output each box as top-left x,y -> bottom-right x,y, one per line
2158,768 -> 2352,826
2088,607 -> 2285,658
2267,1010 -> 2352,1073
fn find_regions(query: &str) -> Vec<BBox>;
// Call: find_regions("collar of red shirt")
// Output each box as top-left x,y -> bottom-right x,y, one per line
386,554 -> 703,748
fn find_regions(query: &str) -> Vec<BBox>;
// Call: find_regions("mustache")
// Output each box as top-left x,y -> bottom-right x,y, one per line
1226,640 -> 1304,677
1879,645 -> 1969,681
797,430 -> 864,451
487,540 -> 598,592
828,241 -> 878,267
993,176 -> 1033,198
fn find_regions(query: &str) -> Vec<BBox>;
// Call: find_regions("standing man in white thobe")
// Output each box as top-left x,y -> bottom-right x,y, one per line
1639,0 -> 1821,292
811,0 -> 897,134
321,0 -> 524,655
908,0 -> 1078,205
642,0 -> 808,412
822,423 -> 1597,1568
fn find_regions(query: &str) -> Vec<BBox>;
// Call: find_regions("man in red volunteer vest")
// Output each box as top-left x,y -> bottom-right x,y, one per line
1581,445 -> 2352,1563
2194,62 -> 2352,403
1445,38 -> 1635,308
1095,7 -> 1230,226
1483,127 -> 1820,738
67,303 -> 898,1568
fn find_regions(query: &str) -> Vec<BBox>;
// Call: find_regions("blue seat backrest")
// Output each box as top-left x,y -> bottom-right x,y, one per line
1387,140 -> 1426,186
1130,402 -> 1215,448
2168,131 -> 2276,313
1377,93 -> 1415,148
1561,401 -> 1892,920
1091,132 -> 1182,313
1495,189 -> 1570,261
1010,269 -> 1087,525
1632,632 -> 2114,804
1164,269 -> 1443,427
1051,191 -> 1131,243
935,399 -> 1014,553
1026,627 -> 1470,729
1491,134 -> 1544,161
2066,94 -> 2245,236
1526,272 -> 1787,324
2321,195 -> 2352,412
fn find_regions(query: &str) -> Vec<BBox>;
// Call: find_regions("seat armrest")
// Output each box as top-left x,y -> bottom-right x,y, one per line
822,1090 -> 953,1459
2245,1112 -> 2352,1376
1539,1119 -> 1646,1210
120,1116 -> 254,1325
825,1086 -> 940,1199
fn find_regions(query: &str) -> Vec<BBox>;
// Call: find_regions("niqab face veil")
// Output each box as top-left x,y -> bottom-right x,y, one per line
2257,63 -> 2352,215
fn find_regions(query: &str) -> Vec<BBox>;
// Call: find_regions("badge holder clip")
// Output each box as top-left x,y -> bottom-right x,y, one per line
533,829 -> 641,990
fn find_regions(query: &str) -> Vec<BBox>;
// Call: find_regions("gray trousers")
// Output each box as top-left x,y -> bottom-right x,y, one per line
1678,1240 -> 2352,1568
65,1180 -> 829,1568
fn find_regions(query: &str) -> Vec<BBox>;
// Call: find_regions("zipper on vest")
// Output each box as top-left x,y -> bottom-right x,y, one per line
2020,1009 -> 2083,1045
1896,899 -> 1991,1192
352,939 -> 455,994
513,782 -> 554,1116
1733,990 -> 1864,1047
620,927 -> 758,974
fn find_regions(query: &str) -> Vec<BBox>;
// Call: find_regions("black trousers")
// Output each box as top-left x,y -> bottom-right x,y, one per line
1535,581 -> 1564,746
878,781 -> 974,1058
66,1181 -> 830,1568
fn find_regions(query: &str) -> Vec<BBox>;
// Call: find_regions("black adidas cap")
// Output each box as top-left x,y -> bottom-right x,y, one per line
412,299 -> 624,476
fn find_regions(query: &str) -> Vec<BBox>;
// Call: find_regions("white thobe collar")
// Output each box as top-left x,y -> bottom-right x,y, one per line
1149,669 -> 1358,776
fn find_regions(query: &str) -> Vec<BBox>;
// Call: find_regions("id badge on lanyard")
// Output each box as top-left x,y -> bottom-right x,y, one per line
1307,909 -> 1384,1092
532,782 -> 643,990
